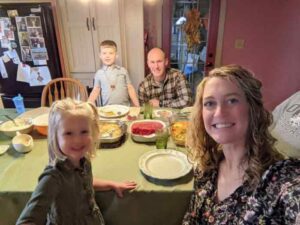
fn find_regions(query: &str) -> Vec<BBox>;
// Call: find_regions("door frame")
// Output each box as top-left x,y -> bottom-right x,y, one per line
162,0 -> 173,67
205,0 -> 221,74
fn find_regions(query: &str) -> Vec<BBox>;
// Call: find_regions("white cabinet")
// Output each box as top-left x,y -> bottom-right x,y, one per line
58,0 -> 144,89
58,0 -> 123,81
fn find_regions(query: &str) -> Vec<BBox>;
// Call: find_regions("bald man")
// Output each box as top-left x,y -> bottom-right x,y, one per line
138,48 -> 192,108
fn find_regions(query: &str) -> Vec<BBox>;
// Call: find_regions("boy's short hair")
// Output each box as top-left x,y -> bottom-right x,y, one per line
99,40 -> 117,51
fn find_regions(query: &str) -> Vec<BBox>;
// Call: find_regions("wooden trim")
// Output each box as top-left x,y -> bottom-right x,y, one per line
215,0 -> 226,67
205,0 -> 221,74
49,0 -> 68,77
162,0 -> 173,64
0,94 -> 4,109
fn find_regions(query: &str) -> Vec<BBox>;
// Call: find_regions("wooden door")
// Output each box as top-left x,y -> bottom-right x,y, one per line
59,0 -> 96,73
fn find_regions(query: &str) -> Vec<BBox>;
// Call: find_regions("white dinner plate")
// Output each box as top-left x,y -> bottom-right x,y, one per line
153,109 -> 173,118
98,105 -> 130,118
0,145 -> 9,155
139,149 -> 192,180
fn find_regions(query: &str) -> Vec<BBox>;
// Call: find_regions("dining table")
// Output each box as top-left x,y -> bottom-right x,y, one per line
0,107 -> 193,225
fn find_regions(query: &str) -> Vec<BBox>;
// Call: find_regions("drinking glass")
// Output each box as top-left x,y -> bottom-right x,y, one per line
144,102 -> 153,119
13,94 -> 25,114
155,127 -> 169,149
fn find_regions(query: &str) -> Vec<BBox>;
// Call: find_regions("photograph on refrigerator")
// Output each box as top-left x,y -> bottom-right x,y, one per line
0,3 -> 62,108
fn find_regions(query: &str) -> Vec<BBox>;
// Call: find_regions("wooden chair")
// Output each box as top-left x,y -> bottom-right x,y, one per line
41,78 -> 88,106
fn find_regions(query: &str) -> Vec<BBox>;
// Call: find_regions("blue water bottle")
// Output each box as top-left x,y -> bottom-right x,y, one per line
12,94 -> 25,114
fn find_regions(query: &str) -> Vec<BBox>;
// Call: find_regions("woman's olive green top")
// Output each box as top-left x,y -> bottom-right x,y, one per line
16,158 -> 105,225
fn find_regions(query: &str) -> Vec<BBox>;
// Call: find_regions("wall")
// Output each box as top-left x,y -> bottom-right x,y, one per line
220,0 -> 300,110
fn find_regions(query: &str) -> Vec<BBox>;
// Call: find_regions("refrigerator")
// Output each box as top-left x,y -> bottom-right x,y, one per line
0,2 -> 62,108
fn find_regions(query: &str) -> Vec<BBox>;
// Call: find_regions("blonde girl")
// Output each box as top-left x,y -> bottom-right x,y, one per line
17,98 -> 136,225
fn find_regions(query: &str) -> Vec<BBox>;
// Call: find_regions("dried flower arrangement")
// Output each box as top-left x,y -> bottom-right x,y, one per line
183,8 -> 201,52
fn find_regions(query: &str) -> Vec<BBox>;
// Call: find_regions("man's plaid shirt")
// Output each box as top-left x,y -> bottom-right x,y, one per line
138,68 -> 193,108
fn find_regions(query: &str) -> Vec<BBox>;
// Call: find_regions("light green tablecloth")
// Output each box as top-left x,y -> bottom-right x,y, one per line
0,109 -> 193,225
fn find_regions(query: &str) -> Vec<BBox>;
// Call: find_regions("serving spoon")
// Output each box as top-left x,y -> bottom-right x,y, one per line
102,129 -> 116,138
4,115 -> 18,126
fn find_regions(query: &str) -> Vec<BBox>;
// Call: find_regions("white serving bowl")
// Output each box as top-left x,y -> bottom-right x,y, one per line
12,132 -> 34,153
33,113 -> 49,136
130,120 -> 166,142
0,118 -> 33,137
